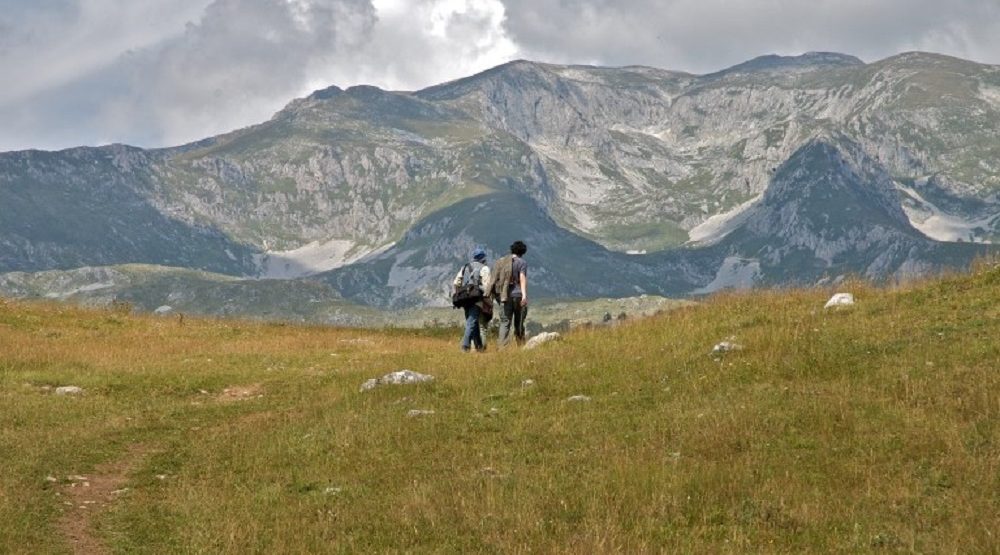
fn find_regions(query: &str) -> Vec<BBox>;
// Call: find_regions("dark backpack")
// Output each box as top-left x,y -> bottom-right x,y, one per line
451,262 -> 484,308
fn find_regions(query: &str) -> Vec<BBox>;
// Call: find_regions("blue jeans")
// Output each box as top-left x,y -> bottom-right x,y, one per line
461,304 -> 483,351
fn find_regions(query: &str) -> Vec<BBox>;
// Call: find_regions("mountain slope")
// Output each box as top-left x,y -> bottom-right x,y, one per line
321,191 -> 719,308
1,52 -> 999,314
705,136 -> 992,287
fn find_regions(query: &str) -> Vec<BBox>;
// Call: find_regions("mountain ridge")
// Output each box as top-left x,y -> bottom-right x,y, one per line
2,51 -> 998,315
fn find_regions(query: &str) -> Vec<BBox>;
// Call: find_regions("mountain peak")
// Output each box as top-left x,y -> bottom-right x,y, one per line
711,52 -> 864,77
306,85 -> 343,101
415,59 -> 555,100
757,134 -> 914,233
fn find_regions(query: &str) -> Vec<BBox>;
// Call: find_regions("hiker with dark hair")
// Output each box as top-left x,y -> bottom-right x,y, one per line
452,246 -> 491,352
485,240 -> 528,348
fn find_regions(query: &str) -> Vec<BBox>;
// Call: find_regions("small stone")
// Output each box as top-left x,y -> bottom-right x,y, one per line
566,395 -> 591,402
67,475 -> 88,482
323,486 -> 342,495
153,305 -> 173,315
521,379 -> 535,387
54,386 -> 83,396
111,488 -> 130,496
488,407 -> 501,415
480,466 -> 506,478
824,292 -> 855,309
360,370 -> 435,392
45,476 -> 58,483
155,474 -> 167,480
711,340 -> 743,356
406,409 -> 435,418
524,332 -> 560,350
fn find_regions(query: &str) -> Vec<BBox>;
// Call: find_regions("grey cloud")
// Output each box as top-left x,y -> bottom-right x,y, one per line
320,0 -> 517,93
0,0 -> 212,106
499,0 -> 1000,72
100,0 -> 376,146
0,0 -> 375,150
0,0 -> 517,151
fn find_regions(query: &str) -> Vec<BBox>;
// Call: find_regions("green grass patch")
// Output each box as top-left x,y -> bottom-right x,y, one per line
1,263 -> 998,552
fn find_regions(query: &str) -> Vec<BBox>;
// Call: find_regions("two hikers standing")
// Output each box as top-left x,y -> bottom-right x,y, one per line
453,241 -> 529,351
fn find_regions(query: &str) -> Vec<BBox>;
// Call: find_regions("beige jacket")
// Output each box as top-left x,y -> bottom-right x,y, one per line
486,254 -> 513,302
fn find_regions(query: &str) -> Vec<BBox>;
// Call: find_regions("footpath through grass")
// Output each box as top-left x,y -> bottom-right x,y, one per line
1,264 -> 998,553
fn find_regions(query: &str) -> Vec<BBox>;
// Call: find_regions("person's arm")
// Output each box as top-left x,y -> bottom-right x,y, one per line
519,271 -> 527,306
453,268 -> 463,289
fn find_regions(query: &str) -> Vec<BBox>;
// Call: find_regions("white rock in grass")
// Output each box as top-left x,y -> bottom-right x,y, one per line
54,386 -> 84,396
566,395 -> 591,402
153,305 -> 173,315
711,341 -> 743,355
406,409 -> 435,418
524,332 -> 560,349
521,379 -> 535,388
824,292 -> 855,309
360,369 -> 435,392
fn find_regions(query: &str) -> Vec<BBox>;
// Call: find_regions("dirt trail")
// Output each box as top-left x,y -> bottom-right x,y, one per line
57,445 -> 154,555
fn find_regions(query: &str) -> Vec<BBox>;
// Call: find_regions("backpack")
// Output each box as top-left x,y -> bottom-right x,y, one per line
451,261 -> 484,308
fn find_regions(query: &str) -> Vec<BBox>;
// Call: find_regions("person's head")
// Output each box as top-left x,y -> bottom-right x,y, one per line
510,240 -> 527,256
471,246 -> 487,262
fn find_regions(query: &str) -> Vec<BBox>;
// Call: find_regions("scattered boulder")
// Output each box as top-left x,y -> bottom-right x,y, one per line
524,332 -> 560,350
406,409 -> 435,418
824,292 -> 855,309
521,379 -> 535,388
54,386 -> 84,396
360,370 -> 435,392
566,395 -> 592,402
711,339 -> 743,356
153,305 -> 173,315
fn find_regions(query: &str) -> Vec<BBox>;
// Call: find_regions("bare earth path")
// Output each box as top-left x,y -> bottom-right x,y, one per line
57,445 -> 155,554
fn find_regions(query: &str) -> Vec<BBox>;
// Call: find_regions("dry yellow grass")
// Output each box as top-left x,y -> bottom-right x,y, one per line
1,264 -> 998,553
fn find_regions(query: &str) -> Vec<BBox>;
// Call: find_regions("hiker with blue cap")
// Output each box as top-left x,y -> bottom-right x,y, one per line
451,246 -> 492,352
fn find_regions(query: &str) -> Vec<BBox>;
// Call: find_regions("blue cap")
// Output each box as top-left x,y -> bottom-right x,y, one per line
471,246 -> 486,261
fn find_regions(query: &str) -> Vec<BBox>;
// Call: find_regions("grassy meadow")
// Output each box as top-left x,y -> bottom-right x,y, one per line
1,264 -> 998,553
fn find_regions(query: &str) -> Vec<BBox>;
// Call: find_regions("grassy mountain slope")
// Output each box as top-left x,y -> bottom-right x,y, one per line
0,146 -> 258,274
322,191 -> 720,308
1,263 -> 997,552
0,264 -> 379,326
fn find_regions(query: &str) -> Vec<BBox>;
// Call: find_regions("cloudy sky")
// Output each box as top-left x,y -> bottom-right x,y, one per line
2,0 -> 999,151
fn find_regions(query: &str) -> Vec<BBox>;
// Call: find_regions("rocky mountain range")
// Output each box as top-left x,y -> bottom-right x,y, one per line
1,51 -> 998,319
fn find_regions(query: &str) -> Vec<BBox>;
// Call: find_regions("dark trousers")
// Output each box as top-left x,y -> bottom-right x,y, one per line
498,298 -> 528,348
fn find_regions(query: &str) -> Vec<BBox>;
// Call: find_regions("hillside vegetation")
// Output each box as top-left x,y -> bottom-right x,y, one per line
1,263 -> 997,553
